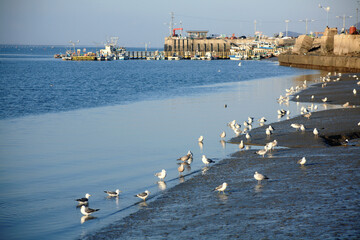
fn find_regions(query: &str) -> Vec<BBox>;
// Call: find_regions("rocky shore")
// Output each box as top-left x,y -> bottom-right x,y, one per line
84,73 -> 360,239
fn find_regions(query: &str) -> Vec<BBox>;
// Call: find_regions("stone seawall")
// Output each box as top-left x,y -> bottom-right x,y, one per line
278,54 -> 360,72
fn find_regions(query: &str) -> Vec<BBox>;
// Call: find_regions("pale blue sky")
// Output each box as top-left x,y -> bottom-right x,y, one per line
0,0 -> 356,47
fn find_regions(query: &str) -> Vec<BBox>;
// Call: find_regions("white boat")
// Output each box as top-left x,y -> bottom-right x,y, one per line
191,54 -> 201,60
168,53 -> 182,60
201,52 -> 213,60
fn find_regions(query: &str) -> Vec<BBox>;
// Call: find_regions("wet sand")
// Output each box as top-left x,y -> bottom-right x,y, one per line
85,73 -> 360,239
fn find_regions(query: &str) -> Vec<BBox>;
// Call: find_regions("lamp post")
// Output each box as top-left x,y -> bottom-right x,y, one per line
285,20 -> 290,37
319,4 -> 331,26
299,19 -> 315,35
336,14 -> 353,32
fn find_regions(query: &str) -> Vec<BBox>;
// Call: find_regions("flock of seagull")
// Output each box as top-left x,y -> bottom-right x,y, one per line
75,72 -> 359,220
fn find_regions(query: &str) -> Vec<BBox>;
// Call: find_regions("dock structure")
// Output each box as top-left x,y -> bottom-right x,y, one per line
164,30 -> 292,59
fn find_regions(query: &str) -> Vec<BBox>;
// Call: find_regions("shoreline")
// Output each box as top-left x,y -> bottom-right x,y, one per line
84,73 -> 360,239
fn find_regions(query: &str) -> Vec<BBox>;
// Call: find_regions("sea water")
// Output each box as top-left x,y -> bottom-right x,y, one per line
0,45 -> 324,239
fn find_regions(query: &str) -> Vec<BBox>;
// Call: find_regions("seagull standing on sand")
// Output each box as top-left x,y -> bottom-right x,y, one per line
80,205 -> 99,216
198,135 -> 204,143
291,123 -> 302,131
135,190 -> 150,201
104,189 -> 121,197
76,193 -> 91,205
202,155 -> 215,165
239,140 -> 244,150
322,97 -> 328,103
297,157 -> 307,165
313,128 -> 319,136
213,182 -> 228,193
256,149 -> 268,157
155,169 -> 167,181
254,171 -> 269,183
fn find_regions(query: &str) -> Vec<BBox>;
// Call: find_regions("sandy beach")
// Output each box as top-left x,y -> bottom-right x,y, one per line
85,73 -> 360,239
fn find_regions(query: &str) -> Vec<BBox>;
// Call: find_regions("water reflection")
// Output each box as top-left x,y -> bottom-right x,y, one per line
157,181 -> 167,191
81,216 -> 96,224
138,201 -> 148,208
254,184 -> 264,193
217,193 -> 229,203
198,142 -> 203,151
220,140 -> 226,149
202,166 -> 210,175
179,176 -> 185,183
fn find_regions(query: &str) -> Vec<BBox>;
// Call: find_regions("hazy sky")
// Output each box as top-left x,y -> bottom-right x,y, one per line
0,0 -> 356,47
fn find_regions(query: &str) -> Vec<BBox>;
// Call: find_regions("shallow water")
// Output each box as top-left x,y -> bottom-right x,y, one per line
0,46 -> 329,239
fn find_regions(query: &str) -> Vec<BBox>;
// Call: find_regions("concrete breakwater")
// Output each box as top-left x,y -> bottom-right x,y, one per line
278,54 -> 360,72
278,28 -> 360,72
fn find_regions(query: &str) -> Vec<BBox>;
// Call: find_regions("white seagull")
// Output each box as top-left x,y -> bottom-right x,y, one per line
213,182 -> 228,193
291,123 -> 302,131
353,89 -> 357,95
254,171 -> 269,183
104,189 -> 121,197
135,190 -> 150,201
198,135 -> 204,143
245,133 -> 251,140
239,140 -> 244,149
266,128 -> 272,136
76,193 -> 91,205
259,117 -> 267,123
300,124 -> 306,132
322,97 -> 328,103
220,131 -> 226,138
297,157 -> 306,165
80,205 -> 99,216
202,155 -> 215,165
177,151 -> 192,161
155,169 -> 167,180
256,149 -> 268,157
313,128 -> 319,136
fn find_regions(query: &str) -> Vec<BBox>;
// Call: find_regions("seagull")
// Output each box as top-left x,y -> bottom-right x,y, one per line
256,149 -> 267,157
311,95 -> 314,100
245,133 -> 251,140
313,128 -> 319,136
248,117 -> 254,124
178,163 -> 185,174
259,117 -> 267,123
202,155 -> 215,165
303,112 -> 312,119
268,125 -> 274,132
155,169 -> 167,181
254,171 -> 269,183
177,151 -> 192,161
104,189 -> 121,197
322,97 -> 328,103
135,190 -> 150,201
220,131 -> 226,138
80,205 -> 99,216
300,124 -> 306,132
238,62 -> 242,66
353,89 -> 357,95
266,128 -> 272,136
291,123 -> 302,131
76,193 -> 91,205
239,140 -> 244,149
198,135 -> 204,143
343,102 -> 350,107
297,157 -> 306,165
213,182 -> 228,193
265,140 -> 277,152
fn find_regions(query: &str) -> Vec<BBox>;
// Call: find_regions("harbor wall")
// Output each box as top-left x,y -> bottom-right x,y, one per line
278,54 -> 360,72
163,37 -> 290,59
334,35 -> 360,55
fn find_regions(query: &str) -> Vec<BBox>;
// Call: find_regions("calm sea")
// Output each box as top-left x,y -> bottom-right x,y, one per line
0,45 -> 321,239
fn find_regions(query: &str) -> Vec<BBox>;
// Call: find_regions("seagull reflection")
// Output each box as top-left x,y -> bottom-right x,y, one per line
179,175 -> 185,183
198,142 -> 203,150
202,166 -> 210,175
254,184 -> 263,193
323,104 -> 328,109
157,181 -> 167,191
217,193 -> 228,203
220,140 -> 226,149
138,201 -> 148,208
81,215 -> 97,224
